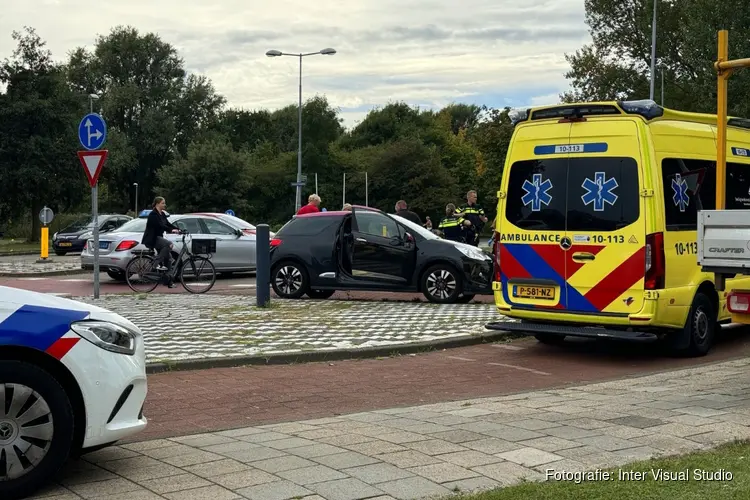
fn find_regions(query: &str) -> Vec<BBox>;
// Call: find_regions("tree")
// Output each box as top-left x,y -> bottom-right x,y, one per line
155,136 -> 251,215
562,0 -> 750,118
0,27 -> 85,241
66,26 -> 225,209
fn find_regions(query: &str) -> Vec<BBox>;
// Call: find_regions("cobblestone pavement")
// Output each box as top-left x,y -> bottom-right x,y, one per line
0,254 -> 83,275
40,358 -> 750,500
69,294 -> 511,364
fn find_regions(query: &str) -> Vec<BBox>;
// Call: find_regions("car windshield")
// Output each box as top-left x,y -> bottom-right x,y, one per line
391,214 -> 438,240
62,217 -> 95,232
114,218 -> 147,233
220,214 -> 256,229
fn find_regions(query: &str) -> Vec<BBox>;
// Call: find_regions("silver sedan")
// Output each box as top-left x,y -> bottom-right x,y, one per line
80,213 -> 271,280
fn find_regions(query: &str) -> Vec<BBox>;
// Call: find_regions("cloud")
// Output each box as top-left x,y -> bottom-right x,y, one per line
1,0 -> 591,128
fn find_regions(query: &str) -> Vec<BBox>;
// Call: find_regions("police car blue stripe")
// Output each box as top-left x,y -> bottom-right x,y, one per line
0,305 -> 89,351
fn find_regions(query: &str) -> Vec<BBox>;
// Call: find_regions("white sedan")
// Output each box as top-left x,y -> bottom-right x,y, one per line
0,286 -> 147,499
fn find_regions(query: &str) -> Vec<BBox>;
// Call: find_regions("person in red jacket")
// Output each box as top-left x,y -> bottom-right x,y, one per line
296,194 -> 321,215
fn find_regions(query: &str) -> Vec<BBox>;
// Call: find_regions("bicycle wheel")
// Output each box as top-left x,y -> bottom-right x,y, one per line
125,255 -> 160,293
179,256 -> 217,294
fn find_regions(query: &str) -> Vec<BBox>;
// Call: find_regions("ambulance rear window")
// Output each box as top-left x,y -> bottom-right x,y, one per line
505,157 -> 640,232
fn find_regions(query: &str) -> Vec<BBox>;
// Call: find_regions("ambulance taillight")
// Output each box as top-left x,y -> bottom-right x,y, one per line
645,232 -> 665,290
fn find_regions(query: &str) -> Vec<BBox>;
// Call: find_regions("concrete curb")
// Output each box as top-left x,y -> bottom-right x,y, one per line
145,330 -> 524,374
0,269 -> 89,278
0,251 -> 38,257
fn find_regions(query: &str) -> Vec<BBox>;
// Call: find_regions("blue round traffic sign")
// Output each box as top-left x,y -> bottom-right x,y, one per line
78,113 -> 107,151
225,209 -> 235,216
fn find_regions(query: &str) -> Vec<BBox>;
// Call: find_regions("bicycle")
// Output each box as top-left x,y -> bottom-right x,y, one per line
125,230 -> 217,294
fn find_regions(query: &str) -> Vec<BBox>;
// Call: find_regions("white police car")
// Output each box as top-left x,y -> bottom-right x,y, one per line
0,286 -> 147,499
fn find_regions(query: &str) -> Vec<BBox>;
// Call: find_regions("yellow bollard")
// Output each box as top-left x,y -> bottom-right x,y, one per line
41,226 -> 49,260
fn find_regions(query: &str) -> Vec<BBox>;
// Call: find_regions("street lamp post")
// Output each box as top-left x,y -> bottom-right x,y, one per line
649,0 -> 658,100
133,183 -> 139,214
266,48 -> 336,212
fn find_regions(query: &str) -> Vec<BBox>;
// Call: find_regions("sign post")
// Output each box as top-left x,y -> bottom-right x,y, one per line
38,206 -> 54,262
78,112 -> 108,299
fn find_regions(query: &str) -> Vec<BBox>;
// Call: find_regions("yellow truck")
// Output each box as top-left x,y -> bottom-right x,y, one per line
485,98 -> 750,356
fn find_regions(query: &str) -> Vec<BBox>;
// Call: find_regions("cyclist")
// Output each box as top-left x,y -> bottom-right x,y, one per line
142,197 -> 180,284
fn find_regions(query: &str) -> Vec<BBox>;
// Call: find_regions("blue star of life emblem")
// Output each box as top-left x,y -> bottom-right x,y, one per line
581,172 -> 618,212
521,173 -> 553,212
672,173 -> 690,212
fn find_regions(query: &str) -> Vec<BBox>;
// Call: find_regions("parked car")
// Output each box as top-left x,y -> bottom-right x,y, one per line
81,212 -> 269,281
52,214 -> 132,256
0,285 -> 147,499
269,206 -> 494,303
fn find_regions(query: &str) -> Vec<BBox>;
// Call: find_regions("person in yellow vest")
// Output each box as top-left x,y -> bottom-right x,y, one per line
438,203 -> 471,242
455,190 -> 488,246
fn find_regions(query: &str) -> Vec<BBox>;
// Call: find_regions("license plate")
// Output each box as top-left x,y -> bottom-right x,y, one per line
99,241 -> 109,249
59,242 -> 72,247
513,285 -> 555,300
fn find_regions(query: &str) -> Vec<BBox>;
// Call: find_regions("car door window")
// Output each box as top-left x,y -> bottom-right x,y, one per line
203,218 -> 236,235
354,212 -> 400,239
174,218 -> 204,234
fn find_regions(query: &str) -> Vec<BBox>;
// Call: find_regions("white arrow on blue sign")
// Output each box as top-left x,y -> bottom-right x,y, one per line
78,113 -> 107,151
225,209 -> 235,216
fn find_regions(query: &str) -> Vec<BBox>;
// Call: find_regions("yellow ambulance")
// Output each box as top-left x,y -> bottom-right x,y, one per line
486,99 -> 750,356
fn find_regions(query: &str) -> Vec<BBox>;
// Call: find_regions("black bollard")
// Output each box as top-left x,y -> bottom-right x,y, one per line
256,224 -> 271,307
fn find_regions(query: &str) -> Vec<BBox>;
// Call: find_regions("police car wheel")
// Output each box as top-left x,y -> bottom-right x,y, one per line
0,361 -> 75,500
271,262 -> 309,299
683,292 -> 716,357
421,264 -> 462,303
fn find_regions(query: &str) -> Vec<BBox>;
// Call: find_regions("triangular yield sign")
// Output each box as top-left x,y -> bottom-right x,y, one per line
77,150 -> 108,187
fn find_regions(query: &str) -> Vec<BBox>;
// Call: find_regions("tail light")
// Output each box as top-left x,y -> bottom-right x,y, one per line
270,238 -> 282,247
645,232 -> 665,290
115,240 -> 139,251
727,292 -> 750,313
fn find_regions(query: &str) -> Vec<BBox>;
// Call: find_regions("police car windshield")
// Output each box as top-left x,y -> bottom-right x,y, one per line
392,214 -> 438,240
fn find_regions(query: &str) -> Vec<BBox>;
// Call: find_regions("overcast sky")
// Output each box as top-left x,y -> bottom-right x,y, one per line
2,0 -> 590,128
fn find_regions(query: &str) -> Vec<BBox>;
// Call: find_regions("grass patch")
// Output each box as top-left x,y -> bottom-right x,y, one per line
0,239 -> 47,254
447,440 -> 749,500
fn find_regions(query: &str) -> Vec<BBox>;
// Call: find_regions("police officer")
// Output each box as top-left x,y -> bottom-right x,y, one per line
456,190 -> 488,246
438,203 -> 470,242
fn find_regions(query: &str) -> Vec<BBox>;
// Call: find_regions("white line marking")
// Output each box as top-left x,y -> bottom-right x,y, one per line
491,344 -> 525,351
61,279 -> 89,282
447,356 -> 476,362
487,362 -> 551,376
45,293 -> 71,297
230,284 -> 256,288
17,277 -> 48,281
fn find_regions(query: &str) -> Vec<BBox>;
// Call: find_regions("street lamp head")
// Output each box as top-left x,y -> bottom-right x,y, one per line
133,182 -> 138,187
266,50 -> 282,57
320,48 -> 336,55
89,93 -> 100,100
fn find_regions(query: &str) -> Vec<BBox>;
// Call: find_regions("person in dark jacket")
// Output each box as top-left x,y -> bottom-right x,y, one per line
142,197 -> 180,277
438,203 -> 471,242
394,200 -> 422,225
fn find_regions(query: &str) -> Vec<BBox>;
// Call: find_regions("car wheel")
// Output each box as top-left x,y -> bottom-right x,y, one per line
54,250 -> 66,256
421,264 -> 462,303
106,269 -> 125,282
307,289 -> 335,299
0,361 -> 75,500
271,261 -> 309,299
678,292 -> 717,357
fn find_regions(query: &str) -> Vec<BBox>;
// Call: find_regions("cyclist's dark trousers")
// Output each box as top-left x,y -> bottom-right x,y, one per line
154,237 -> 172,269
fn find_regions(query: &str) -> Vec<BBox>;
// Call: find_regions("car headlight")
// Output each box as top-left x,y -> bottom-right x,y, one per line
80,231 -> 92,240
53,232 -> 58,240
70,320 -> 137,355
455,244 -> 492,261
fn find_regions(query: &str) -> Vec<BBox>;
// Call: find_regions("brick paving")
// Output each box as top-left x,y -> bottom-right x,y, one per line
38,358 -> 750,500
137,332 -> 750,443
61,294 -> 509,364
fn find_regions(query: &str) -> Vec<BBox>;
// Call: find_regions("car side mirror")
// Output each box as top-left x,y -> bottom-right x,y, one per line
405,232 -> 415,244
235,228 -> 243,237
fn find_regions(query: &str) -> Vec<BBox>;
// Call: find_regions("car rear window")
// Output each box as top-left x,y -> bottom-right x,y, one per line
275,216 -> 341,237
505,157 -> 640,232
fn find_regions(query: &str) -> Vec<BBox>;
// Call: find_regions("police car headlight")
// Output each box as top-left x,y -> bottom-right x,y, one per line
455,244 -> 491,261
70,320 -> 137,355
